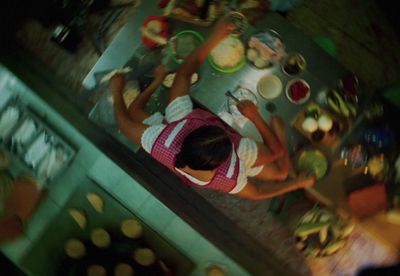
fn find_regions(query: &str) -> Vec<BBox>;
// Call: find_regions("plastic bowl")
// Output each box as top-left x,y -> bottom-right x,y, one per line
169,30 -> 204,64
208,36 -> 246,73
208,55 -> 246,73
257,74 -> 282,100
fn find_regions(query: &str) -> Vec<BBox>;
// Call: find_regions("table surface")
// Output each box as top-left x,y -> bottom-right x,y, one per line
83,0 -> 399,254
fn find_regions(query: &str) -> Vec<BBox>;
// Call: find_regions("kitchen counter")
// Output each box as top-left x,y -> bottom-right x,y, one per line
80,0 -> 400,273
82,0 -> 357,213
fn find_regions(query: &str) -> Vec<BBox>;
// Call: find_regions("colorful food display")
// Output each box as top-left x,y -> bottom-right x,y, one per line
246,30 -> 285,68
294,207 -> 354,258
293,102 -> 343,146
326,88 -> 358,118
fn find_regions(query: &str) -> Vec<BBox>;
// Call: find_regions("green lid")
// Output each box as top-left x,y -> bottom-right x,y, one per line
313,36 -> 337,57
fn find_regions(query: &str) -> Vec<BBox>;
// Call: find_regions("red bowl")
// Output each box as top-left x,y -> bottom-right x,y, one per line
285,79 -> 310,104
142,16 -> 169,49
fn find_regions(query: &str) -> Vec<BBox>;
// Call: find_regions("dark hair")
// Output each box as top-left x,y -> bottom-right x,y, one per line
175,126 -> 232,170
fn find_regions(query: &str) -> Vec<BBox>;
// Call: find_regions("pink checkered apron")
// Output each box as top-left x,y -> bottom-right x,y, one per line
151,109 -> 242,193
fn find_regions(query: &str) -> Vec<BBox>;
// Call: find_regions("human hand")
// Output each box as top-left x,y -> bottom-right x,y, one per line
236,100 -> 259,120
109,74 -> 126,95
153,64 -> 167,82
210,17 -> 236,41
296,172 -> 317,189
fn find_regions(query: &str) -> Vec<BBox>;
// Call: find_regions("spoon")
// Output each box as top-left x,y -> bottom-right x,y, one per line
225,90 -> 240,103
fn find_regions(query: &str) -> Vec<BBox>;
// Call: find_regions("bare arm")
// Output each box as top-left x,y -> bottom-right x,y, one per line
168,20 -> 234,103
126,65 -> 167,122
110,75 -> 149,145
237,101 -> 284,165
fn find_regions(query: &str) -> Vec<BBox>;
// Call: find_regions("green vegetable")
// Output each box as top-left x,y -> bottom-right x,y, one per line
304,104 -> 321,119
296,241 -> 307,251
333,90 -> 350,117
322,240 -> 346,255
340,224 -> 355,237
295,221 -> 330,237
327,96 -> 341,114
346,101 -> 357,117
319,226 -> 329,244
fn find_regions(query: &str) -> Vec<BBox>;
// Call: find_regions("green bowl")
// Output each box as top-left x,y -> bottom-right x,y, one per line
208,54 -> 246,73
169,30 -> 204,64
296,149 -> 328,180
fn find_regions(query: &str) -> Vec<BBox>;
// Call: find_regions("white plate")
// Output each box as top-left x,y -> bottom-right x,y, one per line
257,74 -> 282,100
285,78 -> 310,104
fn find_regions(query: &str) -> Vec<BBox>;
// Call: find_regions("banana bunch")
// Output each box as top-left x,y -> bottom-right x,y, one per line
326,89 -> 357,118
294,207 -> 354,258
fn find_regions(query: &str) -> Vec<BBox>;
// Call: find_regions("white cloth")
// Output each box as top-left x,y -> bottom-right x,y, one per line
141,95 -> 262,194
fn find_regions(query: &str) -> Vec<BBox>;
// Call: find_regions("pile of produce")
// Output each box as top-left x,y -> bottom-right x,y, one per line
301,103 -> 341,142
326,89 -> 357,118
294,207 -> 354,258
246,30 -> 285,68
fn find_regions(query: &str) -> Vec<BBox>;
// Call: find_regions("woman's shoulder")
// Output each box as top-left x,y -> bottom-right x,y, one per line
165,95 -> 193,122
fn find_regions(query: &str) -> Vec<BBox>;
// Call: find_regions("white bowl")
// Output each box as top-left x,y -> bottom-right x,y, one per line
285,78 -> 311,104
257,74 -> 282,100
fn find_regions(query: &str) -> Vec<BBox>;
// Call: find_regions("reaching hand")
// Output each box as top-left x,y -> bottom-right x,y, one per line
109,74 -> 126,95
296,172 -> 317,188
209,17 -> 236,42
236,100 -> 259,120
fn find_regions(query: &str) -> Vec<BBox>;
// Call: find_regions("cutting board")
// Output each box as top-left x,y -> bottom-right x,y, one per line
291,101 -> 344,149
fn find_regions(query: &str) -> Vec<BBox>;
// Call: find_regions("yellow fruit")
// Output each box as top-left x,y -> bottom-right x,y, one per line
65,239 -> 85,259
133,248 -> 155,266
91,228 -> 111,248
121,219 -> 143,239
86,192 -> 104,213
68,208 -> 87,229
